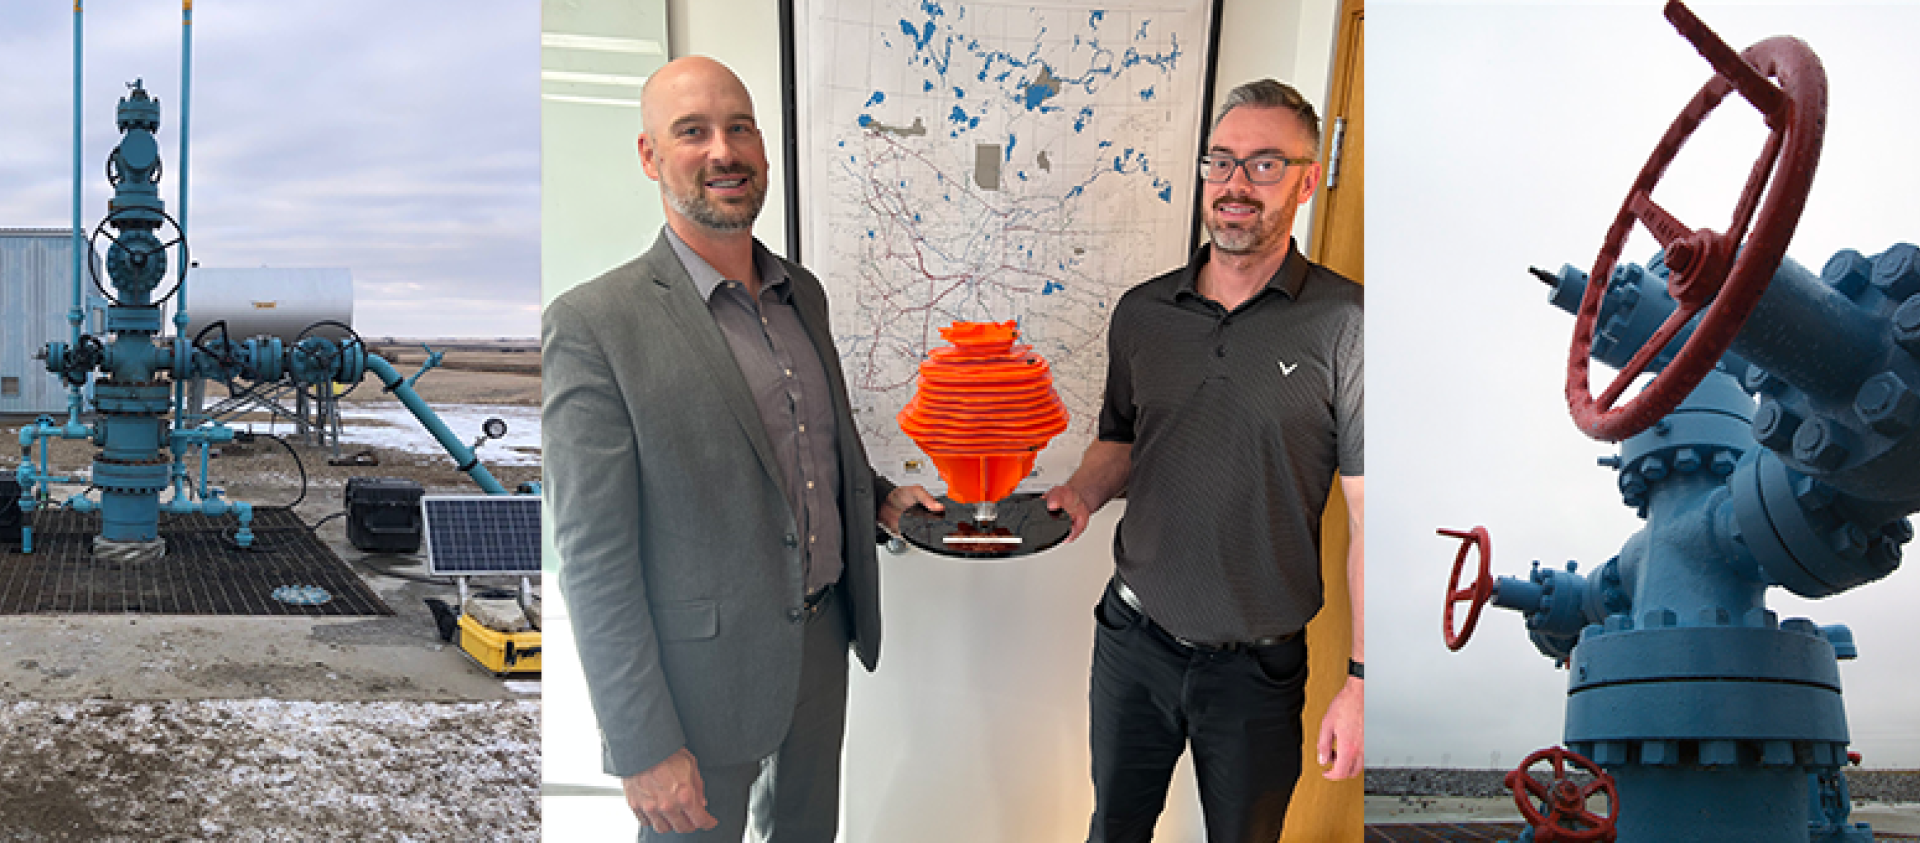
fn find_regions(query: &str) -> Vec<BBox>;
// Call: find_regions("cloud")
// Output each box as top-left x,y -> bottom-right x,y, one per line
0,0 -> 537,338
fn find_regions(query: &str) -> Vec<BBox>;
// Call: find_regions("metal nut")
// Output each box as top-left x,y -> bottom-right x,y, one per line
1854,371 -> 1920,436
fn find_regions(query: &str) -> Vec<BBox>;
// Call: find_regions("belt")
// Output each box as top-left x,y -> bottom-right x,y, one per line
1114,577 -> 1298,652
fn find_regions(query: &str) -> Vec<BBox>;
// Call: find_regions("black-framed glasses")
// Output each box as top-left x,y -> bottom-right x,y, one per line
1198,154 -> 1314,185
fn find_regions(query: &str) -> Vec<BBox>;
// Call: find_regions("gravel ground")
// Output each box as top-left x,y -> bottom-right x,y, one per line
0,699 -> 538,841
2,363 -> 543,840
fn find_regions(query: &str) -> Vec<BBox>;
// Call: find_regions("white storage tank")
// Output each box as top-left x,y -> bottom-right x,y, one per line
0,229 -> 106,416
181,267 -> 354,343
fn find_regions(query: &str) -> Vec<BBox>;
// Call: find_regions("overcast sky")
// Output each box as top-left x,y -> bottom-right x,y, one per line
1372,2 -> 1920,769
0,1 -> 538,338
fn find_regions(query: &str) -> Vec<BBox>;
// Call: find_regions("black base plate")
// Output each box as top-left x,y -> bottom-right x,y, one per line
896,493 -> 1072,559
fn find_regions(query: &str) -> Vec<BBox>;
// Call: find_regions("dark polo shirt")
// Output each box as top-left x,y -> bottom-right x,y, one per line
1098,240 -> 1363,643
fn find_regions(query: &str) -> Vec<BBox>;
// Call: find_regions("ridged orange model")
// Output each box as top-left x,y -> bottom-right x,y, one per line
897,321 -> 1070,505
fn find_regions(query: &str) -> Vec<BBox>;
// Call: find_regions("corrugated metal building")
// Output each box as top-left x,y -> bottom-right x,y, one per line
1,229 -> 105,416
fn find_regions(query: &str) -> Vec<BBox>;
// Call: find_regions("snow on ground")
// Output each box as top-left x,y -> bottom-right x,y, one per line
0,698 -> 538,841
336,404 -> 542,467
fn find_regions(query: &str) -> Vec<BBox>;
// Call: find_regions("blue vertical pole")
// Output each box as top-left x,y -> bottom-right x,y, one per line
69,1 -> 84,428
170,1 -> 195,499
173,1 -> 193,433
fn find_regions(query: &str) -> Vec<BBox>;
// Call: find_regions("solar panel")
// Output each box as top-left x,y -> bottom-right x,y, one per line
421,495 -> 543,576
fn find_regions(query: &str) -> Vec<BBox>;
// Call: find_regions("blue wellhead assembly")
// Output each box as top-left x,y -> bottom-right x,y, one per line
1441,3 -> 1918,842
15,39 -> 519,562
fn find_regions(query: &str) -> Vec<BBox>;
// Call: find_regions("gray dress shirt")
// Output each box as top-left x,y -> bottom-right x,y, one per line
666,227 -> 845,593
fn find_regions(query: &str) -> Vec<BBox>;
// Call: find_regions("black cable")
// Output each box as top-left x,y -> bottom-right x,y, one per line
351,552 -> 452,585
307,510 -> 346,532
262,434 -> 309,510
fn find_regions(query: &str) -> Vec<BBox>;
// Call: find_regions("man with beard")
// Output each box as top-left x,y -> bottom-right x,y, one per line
543,56 -> 939,841
1045,78 -> 1364,842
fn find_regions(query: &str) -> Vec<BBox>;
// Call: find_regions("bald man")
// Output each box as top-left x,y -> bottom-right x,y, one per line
543,56 -> 939,841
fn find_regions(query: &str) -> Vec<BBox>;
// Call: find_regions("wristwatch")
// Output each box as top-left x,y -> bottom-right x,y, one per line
1347,659 -> 1364,680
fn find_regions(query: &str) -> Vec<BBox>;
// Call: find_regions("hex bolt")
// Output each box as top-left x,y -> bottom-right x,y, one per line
1854,371 -> 1920,436
1743,363 -> 1781,395
1793,418 -> 1851,470
1710,450 -> 1739,477
1830,523 -> 1870,557
1827,248 -> 1874,299
1873,243 -> 1920,300
1820,249 -> 1866,299
1621,472 -> 1648,497
1752,399 -> 1802,451
1794,476 -> 1836,512
1672,447 -> 1701,474
1871,540 -> 1900,573
1894,298 -> 1920,355
1884,518 -> 1916,544
1641,456 -> 1669,481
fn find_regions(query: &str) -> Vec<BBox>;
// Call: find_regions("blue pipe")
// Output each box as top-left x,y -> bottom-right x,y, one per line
69,2 -> 84,429
170,0 -> 197,511
172,0 -> 194,435
365,353 -> 509,494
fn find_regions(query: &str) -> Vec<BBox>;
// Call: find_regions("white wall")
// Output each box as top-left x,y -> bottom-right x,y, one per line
541,2 -> 1342,840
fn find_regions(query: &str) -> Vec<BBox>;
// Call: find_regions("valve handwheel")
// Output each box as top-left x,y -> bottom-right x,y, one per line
1438,526 -> 1493,651
1505,746 -> 1619,843
293,320 -> 366,402
1567,0 -> 1827,442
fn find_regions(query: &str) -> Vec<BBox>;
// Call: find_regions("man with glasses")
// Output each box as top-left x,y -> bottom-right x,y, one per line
1045,78 -> 1363,842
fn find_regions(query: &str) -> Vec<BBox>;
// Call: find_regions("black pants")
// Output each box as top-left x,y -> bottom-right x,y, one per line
1087,577 -> 1310,843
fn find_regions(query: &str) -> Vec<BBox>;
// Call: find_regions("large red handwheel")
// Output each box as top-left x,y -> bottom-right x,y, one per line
1567,1 -> 1826,442
1505,746 -> 1619,843
1439,526 -> 1493,651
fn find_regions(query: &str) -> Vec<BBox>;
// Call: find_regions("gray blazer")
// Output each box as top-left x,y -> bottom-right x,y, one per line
543,230 -> 893,777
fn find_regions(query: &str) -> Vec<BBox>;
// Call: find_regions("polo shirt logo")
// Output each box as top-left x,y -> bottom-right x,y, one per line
1277,360 -> 1299,376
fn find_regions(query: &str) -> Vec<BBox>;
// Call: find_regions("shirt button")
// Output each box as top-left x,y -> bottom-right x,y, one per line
806,480 -> 815,490
783,534 -> 798,548
1215,346 -> 1226,357
809,534 -> 817,544
798,424 -> 806,432
784,368 -> 793,378
787,608 -> 804,623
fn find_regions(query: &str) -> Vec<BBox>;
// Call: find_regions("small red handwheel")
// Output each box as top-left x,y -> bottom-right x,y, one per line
1438,526 -> 1493,651
1567,1 -> 1827,441
1505,746 -> 1620,843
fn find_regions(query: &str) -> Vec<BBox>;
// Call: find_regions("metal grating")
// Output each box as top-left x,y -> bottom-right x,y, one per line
422,495 -> 541,576
0,508 -> 392,615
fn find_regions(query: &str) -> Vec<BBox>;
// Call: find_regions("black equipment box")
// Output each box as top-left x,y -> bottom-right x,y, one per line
344,477 -> 424,553
0,478 -> 20,547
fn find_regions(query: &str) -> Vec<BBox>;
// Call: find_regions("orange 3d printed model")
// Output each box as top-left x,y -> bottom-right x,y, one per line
895,321 -> 1072,557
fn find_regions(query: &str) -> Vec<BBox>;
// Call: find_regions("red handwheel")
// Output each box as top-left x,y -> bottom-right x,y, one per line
1568,0 -> 1827,441
1439,526 -> 1493,651
1505,746 -> 1619,843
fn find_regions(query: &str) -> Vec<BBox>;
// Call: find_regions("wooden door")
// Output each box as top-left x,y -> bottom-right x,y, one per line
1285,0 -> 1365,840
